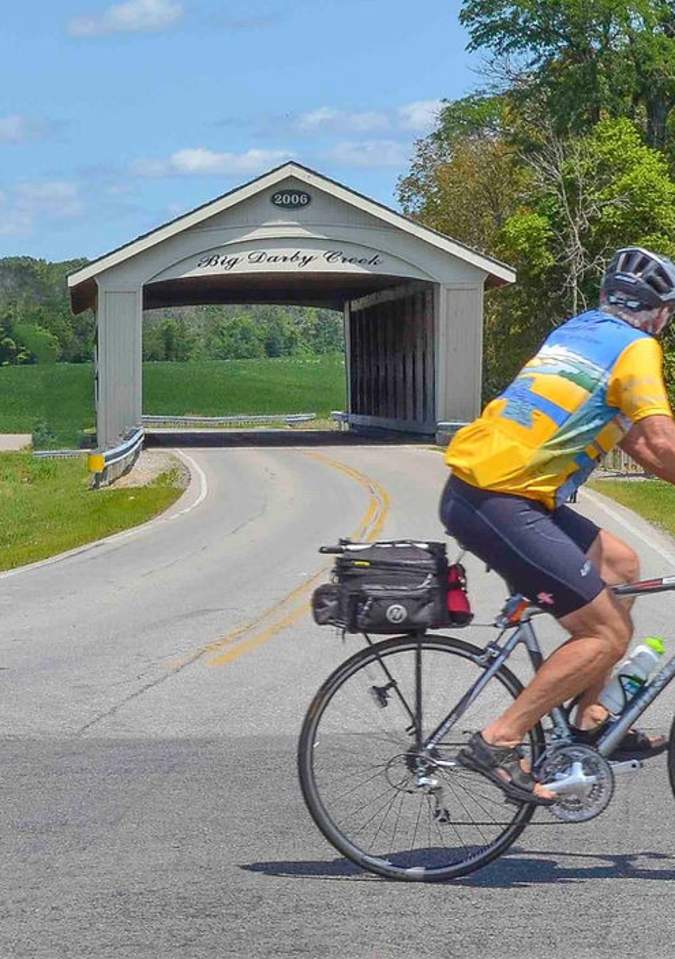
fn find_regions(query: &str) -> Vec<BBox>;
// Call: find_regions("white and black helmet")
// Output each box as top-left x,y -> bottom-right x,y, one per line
602,246 -> 675,312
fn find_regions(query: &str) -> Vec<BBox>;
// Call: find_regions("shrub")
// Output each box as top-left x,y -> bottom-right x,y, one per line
13,323 -> 60,364
32,418 -> 57,450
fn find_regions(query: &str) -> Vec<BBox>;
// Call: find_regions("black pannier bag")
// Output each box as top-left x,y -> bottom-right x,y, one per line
311,539 -> 472,634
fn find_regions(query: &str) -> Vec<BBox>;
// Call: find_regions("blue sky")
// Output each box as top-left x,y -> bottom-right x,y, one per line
1,0 -> 480,261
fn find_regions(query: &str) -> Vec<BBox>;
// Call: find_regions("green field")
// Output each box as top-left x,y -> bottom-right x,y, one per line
0,355 -> 346,447
0,454 -> 186,571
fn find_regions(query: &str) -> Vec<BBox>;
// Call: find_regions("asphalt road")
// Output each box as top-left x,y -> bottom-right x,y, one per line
3,443 -> 675,959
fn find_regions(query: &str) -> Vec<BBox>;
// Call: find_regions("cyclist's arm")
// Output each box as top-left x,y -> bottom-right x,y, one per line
620,415 -> 675,483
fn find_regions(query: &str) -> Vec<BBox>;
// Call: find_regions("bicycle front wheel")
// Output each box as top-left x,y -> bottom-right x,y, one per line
298,634 -> 544,882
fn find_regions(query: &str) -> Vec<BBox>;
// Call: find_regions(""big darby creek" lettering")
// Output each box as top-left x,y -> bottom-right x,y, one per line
195,249 -> 384,271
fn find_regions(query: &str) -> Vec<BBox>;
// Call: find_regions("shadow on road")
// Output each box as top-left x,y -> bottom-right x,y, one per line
145,429 -> 431,448
241,848 -> 675,886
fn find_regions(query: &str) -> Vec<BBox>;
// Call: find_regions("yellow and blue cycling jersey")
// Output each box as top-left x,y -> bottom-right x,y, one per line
446,309 -> 672,509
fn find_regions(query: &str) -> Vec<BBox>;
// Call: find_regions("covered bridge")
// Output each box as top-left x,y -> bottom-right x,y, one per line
68,162 -> 515,448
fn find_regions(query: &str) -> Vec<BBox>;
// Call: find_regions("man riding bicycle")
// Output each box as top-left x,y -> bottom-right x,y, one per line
441,247 -> 675,805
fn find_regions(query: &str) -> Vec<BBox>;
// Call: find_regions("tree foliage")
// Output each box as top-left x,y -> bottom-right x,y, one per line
460,1 -> 675,148
0,256 -> 345,365
398,3 -> 675,399
142,305 -> 343,362
12,323 -> 60,364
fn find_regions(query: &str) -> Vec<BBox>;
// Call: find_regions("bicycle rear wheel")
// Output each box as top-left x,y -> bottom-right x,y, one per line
298,634 -> 544,882
667,714 -> 675,798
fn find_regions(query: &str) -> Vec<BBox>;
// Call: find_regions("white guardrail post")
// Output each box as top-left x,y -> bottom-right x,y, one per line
87,427 -> 144,488
330,411 -> 349,431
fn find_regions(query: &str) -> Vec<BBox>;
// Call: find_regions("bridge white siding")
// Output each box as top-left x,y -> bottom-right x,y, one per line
436,286 -> 484,425
97,290 -> 142,447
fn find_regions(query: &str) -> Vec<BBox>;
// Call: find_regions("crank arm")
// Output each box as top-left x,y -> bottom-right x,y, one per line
540,760 -> 598,796
609,759 -> 643,775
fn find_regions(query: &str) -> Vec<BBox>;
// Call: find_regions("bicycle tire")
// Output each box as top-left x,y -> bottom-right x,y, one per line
298,633 -> 545,882
667,714 -> 675,798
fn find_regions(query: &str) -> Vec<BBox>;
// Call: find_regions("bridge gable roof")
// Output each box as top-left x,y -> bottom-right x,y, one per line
68,162 -> 515,302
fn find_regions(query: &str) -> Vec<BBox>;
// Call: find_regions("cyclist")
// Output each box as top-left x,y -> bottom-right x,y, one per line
440,247 -> 675,804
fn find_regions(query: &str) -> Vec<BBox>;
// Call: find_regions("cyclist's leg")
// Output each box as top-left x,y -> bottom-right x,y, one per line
586,528 -> 640,597
482,588 -> 632,751
549,513 -> 640,726
574,529 -> 640,728
442,478 -> 622,799
571,530 -> 665,749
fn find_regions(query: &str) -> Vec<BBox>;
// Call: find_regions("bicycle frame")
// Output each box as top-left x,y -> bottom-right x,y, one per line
420,574 -> 675,761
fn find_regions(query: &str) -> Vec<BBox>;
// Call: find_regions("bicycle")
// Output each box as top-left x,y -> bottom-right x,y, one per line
297,563 -> 675,882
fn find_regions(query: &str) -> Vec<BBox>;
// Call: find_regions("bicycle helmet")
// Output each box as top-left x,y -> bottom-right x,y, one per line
602,246 -> 675,311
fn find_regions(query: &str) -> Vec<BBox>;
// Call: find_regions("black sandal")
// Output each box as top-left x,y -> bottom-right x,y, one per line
458,732 -> 557,806
573,724 -> 667,760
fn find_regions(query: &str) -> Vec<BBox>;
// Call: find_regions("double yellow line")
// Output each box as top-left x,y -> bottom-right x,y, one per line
206,451 -> 390,666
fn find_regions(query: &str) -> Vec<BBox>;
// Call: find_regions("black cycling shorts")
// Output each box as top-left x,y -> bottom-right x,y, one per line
439,475 -> 605,619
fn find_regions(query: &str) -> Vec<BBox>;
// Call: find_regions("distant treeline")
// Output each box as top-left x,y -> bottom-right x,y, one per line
142,304 -> 343,362
0,256 -> 344,365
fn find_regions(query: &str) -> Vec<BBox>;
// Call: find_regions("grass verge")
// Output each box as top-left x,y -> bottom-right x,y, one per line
589,478 -> 675,538
0,453 -> 186,571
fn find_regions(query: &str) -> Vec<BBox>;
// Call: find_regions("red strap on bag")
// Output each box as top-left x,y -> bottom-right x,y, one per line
447,562 -> 473,625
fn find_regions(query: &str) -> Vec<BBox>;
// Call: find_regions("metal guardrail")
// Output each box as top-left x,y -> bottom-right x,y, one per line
34,449 -> 84,459
88,427 -> 144,487
330,411 -> 349,431
142,413 -> 316,427
601,448 -> 646,475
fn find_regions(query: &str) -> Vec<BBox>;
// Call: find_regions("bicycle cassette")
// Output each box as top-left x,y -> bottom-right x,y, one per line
539,744 -> 615,822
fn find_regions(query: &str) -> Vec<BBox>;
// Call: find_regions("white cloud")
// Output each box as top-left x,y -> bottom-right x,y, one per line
294,100 -> 444,138
398,99 -> 444,132
0,115 -> 32,143
0,181 -> 83,236
325,140 -> 411,168
0,114 -> 51,144
297,107 -> 390,134
16,182 -> 84,217
132,147 -> 293,177
68,0 -> 183,37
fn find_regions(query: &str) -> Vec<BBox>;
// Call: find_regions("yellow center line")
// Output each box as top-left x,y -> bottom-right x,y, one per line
206,450 -> 390,666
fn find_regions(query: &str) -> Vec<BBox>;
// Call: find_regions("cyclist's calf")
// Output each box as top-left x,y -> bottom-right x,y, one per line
562,587 -> 633,663
486,589 -> 633,747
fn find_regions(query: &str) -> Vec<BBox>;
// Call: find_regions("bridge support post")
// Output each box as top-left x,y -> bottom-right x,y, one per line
343,301 -> 352,418
435,285 -> 484,426
95,288 -> 143,448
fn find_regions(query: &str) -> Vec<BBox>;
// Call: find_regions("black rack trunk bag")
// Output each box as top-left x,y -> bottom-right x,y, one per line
312,540 -> 452,634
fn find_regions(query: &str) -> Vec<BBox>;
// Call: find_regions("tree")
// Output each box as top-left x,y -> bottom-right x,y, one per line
208,314 -> 265,360
506,118 -> 675,313
13,323 -> 60,364
312,310 -> 344,353
398,95 -> 535,393
459,1 -> 675,149
399,106 -> 675,396
143,322 -> 165,361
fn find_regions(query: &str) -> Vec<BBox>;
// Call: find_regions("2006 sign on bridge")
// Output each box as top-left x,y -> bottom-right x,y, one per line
271,190 -> 312,208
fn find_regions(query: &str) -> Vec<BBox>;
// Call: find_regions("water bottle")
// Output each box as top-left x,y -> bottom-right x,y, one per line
598,636 -> 666,716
